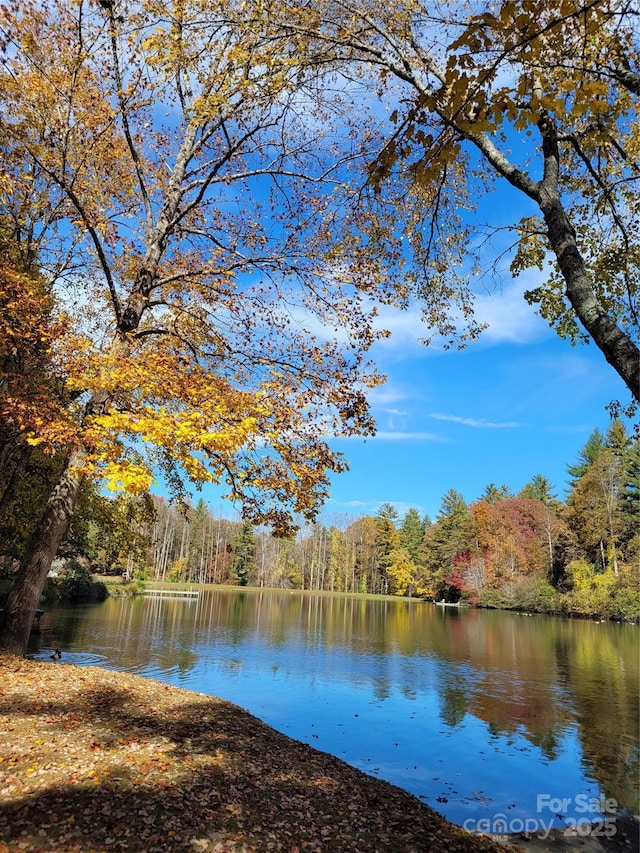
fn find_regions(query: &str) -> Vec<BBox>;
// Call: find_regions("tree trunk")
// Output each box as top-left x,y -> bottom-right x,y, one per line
541,194 -> 640,401
0,447 -> 85,656
472,127 -> 640,401
0,444 -> 31,520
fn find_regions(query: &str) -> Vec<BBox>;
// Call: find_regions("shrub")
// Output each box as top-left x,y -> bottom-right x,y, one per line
611,589 -> 640,622
478,587 -> 509,609
43,560 -> 107,603
531,580 -> 562,613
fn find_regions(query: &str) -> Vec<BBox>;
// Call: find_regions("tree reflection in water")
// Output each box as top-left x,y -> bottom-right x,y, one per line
29,589 -> 639,825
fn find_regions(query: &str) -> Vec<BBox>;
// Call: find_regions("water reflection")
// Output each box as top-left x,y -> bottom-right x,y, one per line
28,588 -> 639,826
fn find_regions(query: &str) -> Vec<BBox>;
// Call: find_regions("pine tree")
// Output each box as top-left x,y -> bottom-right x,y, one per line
619,435 -> 640,562
481,483 -> 512,503
375,503 -> 400,595
399,507 -> 427,563
420,490 -> 470,600
518,475 -> 558,506
605,420 -> 631,457
567,429 -> 606,484
230,521 -> 257,587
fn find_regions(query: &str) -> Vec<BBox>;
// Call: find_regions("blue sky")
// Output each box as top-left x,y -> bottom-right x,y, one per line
197,269 -> 630,525
160,75 -> 634,527
173,173 -> 632,526
322,286 -> 626,523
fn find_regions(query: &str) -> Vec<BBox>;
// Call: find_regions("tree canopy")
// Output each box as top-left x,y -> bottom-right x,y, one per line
0,0 -> 405,528
0,0 -> 401,652
264,0 -> 640,403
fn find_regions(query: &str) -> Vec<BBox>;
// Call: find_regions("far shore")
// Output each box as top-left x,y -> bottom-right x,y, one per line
97,577 -> 640,623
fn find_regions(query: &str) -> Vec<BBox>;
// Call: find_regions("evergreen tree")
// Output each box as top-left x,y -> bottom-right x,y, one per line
375,503 -> 400,594
619,435 -> 640,561
400,507 -> 427,563
230,521 -> 257,587
518,475 -> 558,506
605,420 -> 631,457
481,483 -> 512,503
420,490 -> 470,600
437,490 -> 468,523
377,503 -> 399,524
567,428 -> 606,484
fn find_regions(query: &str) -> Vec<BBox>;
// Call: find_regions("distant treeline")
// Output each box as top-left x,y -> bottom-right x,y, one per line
1,422 -> 638,620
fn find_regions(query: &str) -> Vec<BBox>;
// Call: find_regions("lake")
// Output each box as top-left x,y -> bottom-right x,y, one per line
28,588 -> 639,834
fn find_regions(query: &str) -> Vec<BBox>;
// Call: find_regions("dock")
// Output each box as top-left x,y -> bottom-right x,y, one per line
143,588 -> 201,599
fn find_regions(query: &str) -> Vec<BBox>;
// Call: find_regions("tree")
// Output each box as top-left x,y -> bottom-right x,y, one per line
326,525 -> 355,592
399,507 -> 427,562
0,220 -> 74,459
344,515 -> 378,594
567,429 -> 606,484
230,521 -> 257,587
518,475 -> 558,505
80,491 -> 154,578
481,483 -> 512,503
0,222 -> 75,561
619,435 -> 640,559
273,537 -> 302,589
274,0 -> 640,402
374,503 -> 400,594
0,0 -> 399,654
566,424 -> 630,575
421,489 -> 470,599
386,546 -> 416,595
187,499 -> 210,584
472,498 -> 551,587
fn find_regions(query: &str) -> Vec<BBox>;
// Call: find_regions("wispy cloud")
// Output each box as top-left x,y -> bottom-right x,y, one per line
366,384 -> 416,407
429,413 -> 522,429
369,271 -> 553,358
375,431 -> 449,441
335,430 -> 448,441
472,274 -> 551,345
325,498 -> 427,518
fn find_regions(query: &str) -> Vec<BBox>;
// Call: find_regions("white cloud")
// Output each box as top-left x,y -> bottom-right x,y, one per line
366,384 -> 414,406
336,430 -> 448,441
368,269 -> 553,359
472,273 -> 551,345
374,431 -> 448,441
325,497 -> 429,519
428,413 -> 522,429
374,430 -> 449,441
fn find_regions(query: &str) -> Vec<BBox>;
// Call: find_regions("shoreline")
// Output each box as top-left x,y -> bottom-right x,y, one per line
96,579 -> 640,623
1,656 -> 637,852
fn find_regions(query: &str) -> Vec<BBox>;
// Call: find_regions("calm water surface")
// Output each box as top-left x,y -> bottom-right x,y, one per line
28,589 -> 639,829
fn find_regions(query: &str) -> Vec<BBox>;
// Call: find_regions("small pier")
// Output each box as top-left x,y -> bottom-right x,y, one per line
143,588 -> 200,599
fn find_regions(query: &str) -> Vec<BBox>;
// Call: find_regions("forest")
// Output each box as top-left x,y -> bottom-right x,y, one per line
2,419 -> 637,622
